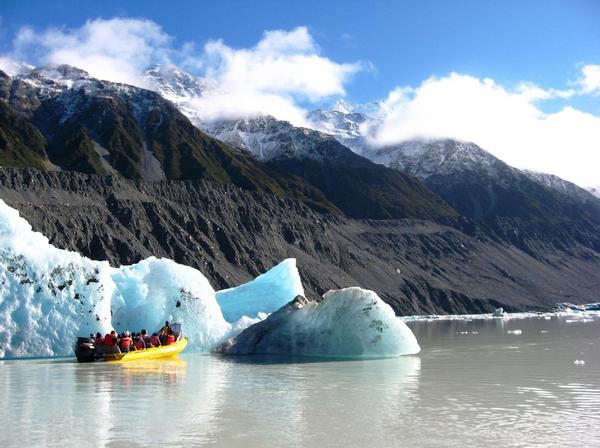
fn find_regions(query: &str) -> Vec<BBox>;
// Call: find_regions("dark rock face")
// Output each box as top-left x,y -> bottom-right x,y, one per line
2,168 -> 600,315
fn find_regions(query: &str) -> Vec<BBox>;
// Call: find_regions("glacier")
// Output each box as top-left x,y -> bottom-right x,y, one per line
215,258 -> 304,323
0,199 -> 420,359
216,287 -> 421,358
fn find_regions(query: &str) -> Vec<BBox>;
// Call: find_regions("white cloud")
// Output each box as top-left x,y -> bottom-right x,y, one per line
1,20 -> 361,125
578,64 -> 600,95
192,27 -> 360,124
10,18 -> 172,87
371,72 -> 600,188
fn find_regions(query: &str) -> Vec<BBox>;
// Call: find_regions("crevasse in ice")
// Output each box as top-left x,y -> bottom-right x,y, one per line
216,287 -> 422,358
215,259 -> 304,322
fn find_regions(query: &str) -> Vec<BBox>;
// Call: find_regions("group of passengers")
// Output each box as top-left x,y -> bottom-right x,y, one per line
94,321 -> 176,355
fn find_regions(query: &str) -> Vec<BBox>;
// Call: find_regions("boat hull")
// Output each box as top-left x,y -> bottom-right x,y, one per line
103,338 -> 188,363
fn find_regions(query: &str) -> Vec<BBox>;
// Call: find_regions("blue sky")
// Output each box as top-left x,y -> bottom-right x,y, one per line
0,0 -> 599,187
1,0 -> 599,104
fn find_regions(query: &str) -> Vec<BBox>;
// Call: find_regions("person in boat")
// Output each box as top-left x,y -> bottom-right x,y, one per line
133,332 -> 146,351
149,332 -> 161,348
165,329 -> 175,346
95,332 -> 105,356
140,329 -> 150,345
159,321 -> 171,345
120,331 -> 133,353
104,330 -> 115,348
104,336 -> 121,354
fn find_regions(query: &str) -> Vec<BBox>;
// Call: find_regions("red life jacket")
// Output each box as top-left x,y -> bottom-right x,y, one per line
134,339 -> 144,350
95,337 -> 104,346
120,336 -> 132,349
104,334 -> 113,346
166,334 -> 175,345
150,335 -> 159,347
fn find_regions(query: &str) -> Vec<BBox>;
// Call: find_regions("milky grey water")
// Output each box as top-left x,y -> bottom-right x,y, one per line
1,315 -> 599,447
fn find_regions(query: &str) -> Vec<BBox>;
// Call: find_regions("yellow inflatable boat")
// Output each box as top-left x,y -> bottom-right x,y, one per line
103,337 -> 188,363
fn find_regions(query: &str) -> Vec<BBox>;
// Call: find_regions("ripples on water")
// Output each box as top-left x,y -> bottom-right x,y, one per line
1,315 -> 598,447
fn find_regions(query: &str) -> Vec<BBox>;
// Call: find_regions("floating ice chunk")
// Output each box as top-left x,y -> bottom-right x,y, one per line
507,329 -> 522,335
216,259 -> 304,322
216,287 -> 421,358
574,360 -> 586,365
0,200 -> 113,358
492,308 -> 504,317
111,258 -> 229,352
0,199 -> 232,357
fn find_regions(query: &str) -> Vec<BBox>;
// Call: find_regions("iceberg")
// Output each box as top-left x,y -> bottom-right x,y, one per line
111,258 -> 229,352
0,200 -> 114,358
0,199 -> 229,358
216,287 -> 421,358
0,199 -> 421,360
216,259 -> 304,323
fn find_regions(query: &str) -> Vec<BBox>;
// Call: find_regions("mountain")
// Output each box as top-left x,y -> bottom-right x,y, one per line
204,115 -> 456,220
307,99 -> 373,155
2,63 -> 600,315
523,170 -> 600,205
3,167 -> 600,315
0,65 -> 346,212
362,138 -> 600,228
0,65 -> 455,220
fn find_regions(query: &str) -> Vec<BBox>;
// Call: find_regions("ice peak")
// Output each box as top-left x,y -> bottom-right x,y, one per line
331,98 -> 354,114
29,64 -> 91,82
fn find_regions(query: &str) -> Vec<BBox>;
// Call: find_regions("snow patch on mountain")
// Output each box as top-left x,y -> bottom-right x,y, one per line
205,115 -> 340,161
523,170 -> 600,203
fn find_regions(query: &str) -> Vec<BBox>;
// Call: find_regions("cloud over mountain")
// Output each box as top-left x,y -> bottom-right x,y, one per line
370,71 -> 600,187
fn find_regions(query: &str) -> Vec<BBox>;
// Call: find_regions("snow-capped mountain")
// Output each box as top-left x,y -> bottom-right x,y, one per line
205,115 -> 351,162
307,99 -> 373,155
588,186 -> 600,198
363,139 -> 505,180
523,170 -> 600,204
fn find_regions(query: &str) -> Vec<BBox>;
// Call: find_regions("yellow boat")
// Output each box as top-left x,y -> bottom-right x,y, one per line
103,337 -> 188,363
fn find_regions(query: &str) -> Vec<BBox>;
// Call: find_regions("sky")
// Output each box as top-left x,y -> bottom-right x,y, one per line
0,0 -> 599,188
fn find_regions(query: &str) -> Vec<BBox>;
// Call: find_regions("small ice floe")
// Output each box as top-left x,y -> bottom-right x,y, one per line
574,360 -> 586,366
540,330 -> 549,334
492,308 -> 505,317
544,316 -> 552,320
472,331 -> 479,335
507,329 -> 522,335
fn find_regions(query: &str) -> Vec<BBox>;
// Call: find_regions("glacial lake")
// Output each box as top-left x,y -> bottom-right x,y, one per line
1,314 -> 599,447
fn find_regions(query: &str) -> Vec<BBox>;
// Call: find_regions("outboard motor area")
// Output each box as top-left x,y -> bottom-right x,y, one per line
74,337 -> 96,363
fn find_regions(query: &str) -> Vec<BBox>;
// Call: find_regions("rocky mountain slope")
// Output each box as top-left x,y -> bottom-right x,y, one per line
0,65 -> 454,221
2,64 -> 600,315
2,167 -> 600,315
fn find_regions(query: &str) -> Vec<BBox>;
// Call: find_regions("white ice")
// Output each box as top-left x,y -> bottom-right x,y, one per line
216,259 -> 304,322
0,199 -> 230,358
0,199 -> 420,360
219,287 -> 421,358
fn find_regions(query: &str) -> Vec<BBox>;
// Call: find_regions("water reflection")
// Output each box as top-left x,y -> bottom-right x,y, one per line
1,316 -> 599,447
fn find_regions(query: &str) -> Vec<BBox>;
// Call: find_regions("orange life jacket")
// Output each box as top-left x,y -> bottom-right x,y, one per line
150,335 -> 159,347
120,336 -> 132,349
134,339 -> 144,350
166,334 -> 175,345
